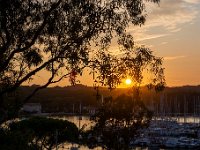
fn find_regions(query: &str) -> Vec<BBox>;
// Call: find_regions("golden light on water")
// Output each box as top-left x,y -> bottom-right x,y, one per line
125,78 -> 132,85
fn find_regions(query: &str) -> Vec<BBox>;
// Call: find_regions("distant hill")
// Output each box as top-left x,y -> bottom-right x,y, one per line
17,84 -> 200,113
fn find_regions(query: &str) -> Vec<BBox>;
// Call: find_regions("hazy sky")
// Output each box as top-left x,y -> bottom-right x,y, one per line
30,0 -> 200,87
141,0 -> 200,86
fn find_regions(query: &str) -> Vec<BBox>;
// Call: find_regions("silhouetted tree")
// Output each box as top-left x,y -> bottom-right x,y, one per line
93,46 -> 165,90
87,94 -> 152,149
0,0 -> 164,123
0,0 -> 160,96
88,44 -> 165,149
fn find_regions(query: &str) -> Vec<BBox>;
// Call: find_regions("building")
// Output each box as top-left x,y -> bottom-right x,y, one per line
22,103 -> 42,114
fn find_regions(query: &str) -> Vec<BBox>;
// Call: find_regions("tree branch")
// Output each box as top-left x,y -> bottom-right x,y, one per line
0,14 -> 11,54
0,0 -> 62,73
23,65 -> 87,103
0,56 -> 58,96
23,67 -> 56,103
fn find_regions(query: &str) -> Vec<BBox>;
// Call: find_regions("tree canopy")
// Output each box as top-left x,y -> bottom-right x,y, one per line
0,0 -> 165,123
0,0 -> 163,95
84,94 -> 152,149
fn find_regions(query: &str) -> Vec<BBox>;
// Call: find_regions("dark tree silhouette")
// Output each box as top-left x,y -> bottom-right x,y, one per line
86,93 -> 154,149
87,45 -> 165,149
0,0 -> 164,123
0,0 -> 162,96
0,117 -> 79,150
93,46 -> 165,90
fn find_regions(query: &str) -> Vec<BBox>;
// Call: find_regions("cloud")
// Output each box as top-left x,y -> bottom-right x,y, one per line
164,55 -> 186,60
183,0 -> 200,4
147,0 -> 198,29
160,42 -> 168,45
135,33 -> 169,42
128,0 -> 200,42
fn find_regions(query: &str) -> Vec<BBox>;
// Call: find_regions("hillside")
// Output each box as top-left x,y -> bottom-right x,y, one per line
17,85 -> 200,113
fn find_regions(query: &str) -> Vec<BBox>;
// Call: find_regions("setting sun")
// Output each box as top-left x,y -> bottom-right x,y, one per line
125,79 -> 132,85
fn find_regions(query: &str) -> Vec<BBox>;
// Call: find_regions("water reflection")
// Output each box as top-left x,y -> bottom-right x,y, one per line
52,115 -> 95,130
154,116 -> 200,124
53,115 -> 200,130
55,143 -> 102,150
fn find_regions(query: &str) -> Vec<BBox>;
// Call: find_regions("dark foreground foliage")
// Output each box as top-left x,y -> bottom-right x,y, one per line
0,95 -> 152,150
0,117 -> 79,150
81,94 -> 152,149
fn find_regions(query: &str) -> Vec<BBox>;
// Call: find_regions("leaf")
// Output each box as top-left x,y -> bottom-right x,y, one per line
24,49 -> 43,67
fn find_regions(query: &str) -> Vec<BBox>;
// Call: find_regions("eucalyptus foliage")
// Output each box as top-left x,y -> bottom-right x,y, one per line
0,0 -> 164,124
0,0 -> 163,95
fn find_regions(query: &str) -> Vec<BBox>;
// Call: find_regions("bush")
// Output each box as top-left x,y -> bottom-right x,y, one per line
0,117 -> 79,150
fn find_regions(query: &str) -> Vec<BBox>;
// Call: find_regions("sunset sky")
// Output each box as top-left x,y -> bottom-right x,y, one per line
31,0 -> 200,87
139,0 -> 200,87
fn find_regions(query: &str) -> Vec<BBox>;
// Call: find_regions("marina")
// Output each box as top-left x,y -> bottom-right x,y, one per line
50,115 -> 200,149
131,119 -> 200,149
